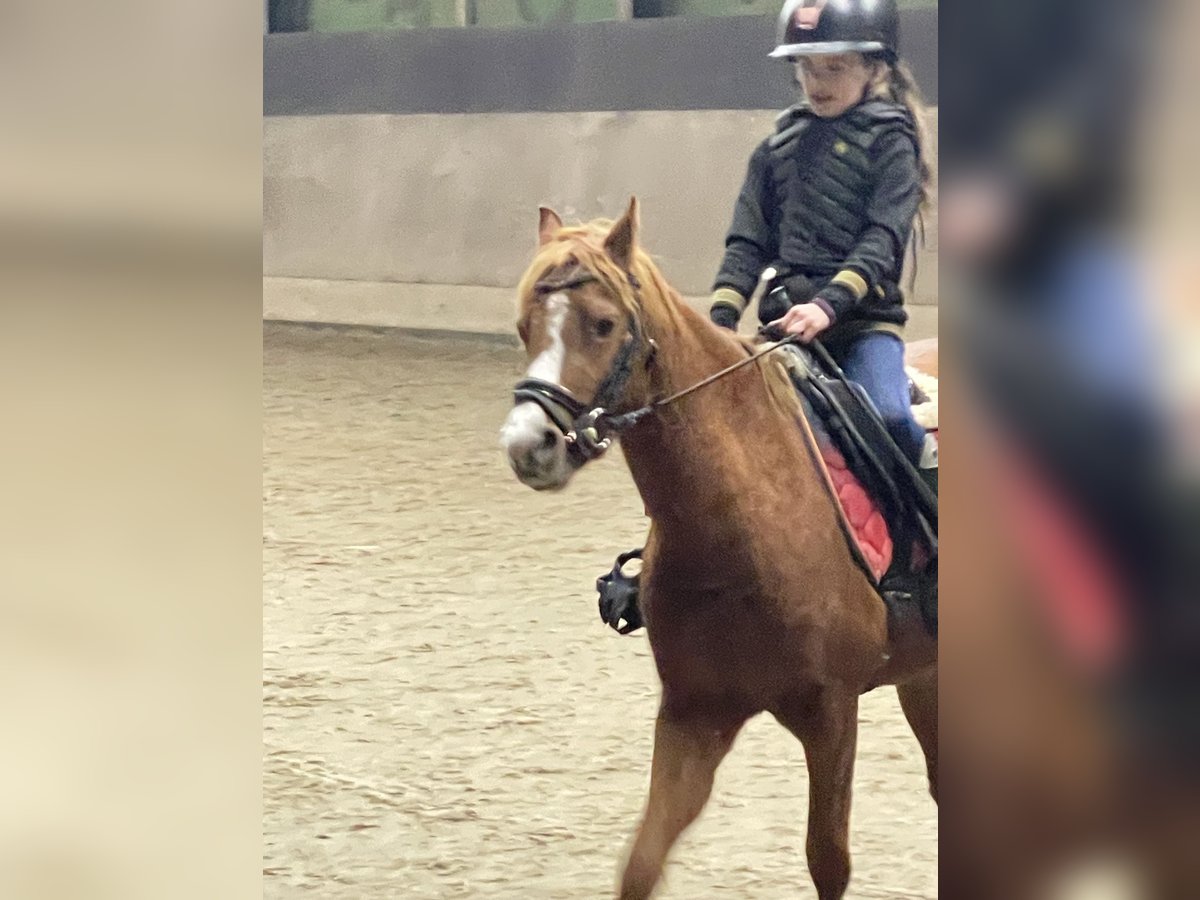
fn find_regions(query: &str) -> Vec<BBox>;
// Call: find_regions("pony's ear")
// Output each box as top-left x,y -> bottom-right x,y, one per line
604,197 -> 639,271
538,206 -> 563,246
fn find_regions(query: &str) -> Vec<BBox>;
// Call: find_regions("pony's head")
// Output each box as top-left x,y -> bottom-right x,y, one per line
501,198 -> 660,491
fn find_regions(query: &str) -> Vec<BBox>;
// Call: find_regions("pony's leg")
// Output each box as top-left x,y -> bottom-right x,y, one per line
775,690 -> 859,900
618,710 -> 743,900
896,668 -> 938,803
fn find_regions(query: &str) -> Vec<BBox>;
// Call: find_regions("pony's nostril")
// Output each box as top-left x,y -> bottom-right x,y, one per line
540,427 -> 557,451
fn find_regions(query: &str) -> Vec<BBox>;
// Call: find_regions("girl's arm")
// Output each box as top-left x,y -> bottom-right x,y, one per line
711,143 -> 780,323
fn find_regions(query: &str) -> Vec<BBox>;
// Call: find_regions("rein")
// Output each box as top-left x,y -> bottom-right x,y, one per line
601,334 -> 800,433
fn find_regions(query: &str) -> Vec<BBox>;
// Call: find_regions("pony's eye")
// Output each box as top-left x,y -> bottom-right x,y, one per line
593,318 -> 616,339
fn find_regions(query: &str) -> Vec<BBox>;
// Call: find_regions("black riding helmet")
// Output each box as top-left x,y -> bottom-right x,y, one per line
770,0 -> 899,60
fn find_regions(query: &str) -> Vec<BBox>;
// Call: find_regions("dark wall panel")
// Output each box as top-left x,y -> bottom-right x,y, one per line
265,10 -> 937,116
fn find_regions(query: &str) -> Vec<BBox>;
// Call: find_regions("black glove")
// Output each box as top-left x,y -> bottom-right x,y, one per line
709,304 -> 740,331
709,287 -> 745,331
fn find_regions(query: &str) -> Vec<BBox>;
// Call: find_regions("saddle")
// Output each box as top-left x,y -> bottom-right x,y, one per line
776,341 -> 938,636
597,338 -> 939,637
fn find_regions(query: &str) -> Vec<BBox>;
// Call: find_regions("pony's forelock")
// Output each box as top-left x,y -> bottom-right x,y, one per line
516,220 -> 655,326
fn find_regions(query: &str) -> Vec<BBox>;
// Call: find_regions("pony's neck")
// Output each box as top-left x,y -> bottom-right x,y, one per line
618,288 -> 834,559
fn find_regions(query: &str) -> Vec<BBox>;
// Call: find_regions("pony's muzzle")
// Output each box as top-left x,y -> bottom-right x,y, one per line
501,403 -> 574,490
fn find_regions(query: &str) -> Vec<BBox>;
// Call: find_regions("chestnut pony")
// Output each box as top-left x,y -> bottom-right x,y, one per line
500,199 -> 937,899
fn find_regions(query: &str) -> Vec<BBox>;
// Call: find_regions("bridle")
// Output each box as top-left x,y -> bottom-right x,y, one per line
512,264 -> 654,465
511,262 -> 796,466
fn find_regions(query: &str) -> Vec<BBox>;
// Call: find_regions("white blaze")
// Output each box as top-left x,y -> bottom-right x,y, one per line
526,292 -> 569,382
500,293 -> 569,450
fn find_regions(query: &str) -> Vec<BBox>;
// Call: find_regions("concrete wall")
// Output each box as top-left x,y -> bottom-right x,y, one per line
264,16 -> 938,339
264,110 -> 937,338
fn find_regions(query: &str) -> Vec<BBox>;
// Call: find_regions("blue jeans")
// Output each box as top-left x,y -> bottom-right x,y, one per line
833,331 -> 925,465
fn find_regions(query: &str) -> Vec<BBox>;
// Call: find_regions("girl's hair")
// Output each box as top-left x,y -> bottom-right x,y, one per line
868,57 -> 936,212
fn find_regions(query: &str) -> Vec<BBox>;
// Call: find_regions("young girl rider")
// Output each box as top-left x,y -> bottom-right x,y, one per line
597,0 -> 937,633
710,0 -> 935,478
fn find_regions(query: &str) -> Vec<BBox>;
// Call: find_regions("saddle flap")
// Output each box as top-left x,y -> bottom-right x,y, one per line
776,343 -> 937,585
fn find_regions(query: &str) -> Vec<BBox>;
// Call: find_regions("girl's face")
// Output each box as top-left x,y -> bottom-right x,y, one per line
794,53 -> 874,118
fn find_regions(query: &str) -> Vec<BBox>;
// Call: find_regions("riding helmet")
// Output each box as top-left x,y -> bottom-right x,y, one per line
769,0 -> 900,60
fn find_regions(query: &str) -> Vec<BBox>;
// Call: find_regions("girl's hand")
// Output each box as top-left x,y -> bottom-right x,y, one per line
772,303 -> 832,343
